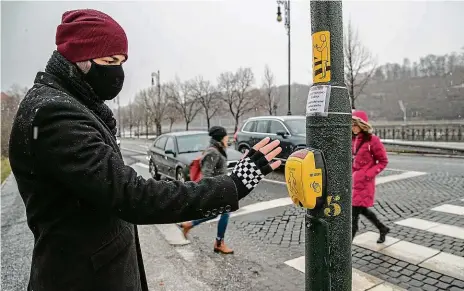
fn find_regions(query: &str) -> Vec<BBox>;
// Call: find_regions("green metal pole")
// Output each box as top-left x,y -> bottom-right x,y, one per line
306,1 -> 352,291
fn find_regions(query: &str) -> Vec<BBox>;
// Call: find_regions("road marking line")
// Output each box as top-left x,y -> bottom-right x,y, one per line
380,240 -> 440,265
284,256 -> 405,291
353,231 -> 440,265
431,204 -> 464,216
353,231 -> 464,280
352,231 -> 400,252
264,170 -> 426,186
419,252 -> 464,281
355,230 -> 464,281
175,245 -> 196,262
121,147 -> 147,155
154,224 -> 190,246
375,171 -> 426,184
204,197 -> 293,224
395,217 -> 464,240
394,218 -> 440,230
383,168 -> 408,172
133,162 -> 149,169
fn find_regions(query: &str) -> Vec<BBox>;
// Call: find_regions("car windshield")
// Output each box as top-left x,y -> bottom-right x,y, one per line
286,119 -> 306,135
177,134 -> 211,154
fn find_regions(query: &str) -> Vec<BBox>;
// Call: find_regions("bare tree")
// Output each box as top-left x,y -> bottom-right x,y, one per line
132,101 -> 145,137
447,53 -> 459,74
134,91 -> 151,138
344,20 -> 376,109
189,76 -> 221,130
218,68 -> 256,132
164,102 -> 179,132
166,78 -> 201,131
262,65 -> 279,115
138,84 -> 168,136
122,100 -> 137,138
1,85 -> 27,156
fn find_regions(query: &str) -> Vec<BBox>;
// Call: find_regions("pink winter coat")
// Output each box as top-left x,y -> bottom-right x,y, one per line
352,134 -> 388,207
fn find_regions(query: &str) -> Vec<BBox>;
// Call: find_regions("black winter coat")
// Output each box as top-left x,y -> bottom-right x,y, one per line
8,52 -> 239,291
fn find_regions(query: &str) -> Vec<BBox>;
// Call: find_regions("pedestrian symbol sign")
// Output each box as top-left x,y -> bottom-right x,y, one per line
312,31 -> 331,83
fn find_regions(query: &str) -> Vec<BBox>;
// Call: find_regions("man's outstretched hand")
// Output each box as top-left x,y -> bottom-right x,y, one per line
231,137 -> 282,199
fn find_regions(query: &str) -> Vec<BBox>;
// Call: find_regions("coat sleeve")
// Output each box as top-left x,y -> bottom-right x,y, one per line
365,135 -> 389,179
32,101 -> 239,225
200,150 -> 219,178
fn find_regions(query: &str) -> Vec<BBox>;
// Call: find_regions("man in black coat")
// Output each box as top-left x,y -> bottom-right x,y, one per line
8,9 -> 282,291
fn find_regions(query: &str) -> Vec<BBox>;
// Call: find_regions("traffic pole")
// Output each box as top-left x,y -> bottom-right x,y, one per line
306,1 -> 352,290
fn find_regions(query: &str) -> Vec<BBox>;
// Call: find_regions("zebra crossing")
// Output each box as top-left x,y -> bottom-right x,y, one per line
284,202 -> 464,290
126,158 -> 464,290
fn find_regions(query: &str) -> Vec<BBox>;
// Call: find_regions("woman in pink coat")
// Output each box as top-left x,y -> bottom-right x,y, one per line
352,110 -> 390,243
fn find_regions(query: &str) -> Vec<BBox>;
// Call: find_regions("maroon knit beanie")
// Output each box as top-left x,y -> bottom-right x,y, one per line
56,9 -> 128,63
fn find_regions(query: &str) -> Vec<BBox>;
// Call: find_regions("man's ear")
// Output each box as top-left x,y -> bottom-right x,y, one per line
76,61 -> 91,74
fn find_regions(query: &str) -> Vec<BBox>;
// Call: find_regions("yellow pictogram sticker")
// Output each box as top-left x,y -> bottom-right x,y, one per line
312,31 -> 331,83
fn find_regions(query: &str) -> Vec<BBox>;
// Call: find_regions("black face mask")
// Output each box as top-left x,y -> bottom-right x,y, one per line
84,60 -> 124,101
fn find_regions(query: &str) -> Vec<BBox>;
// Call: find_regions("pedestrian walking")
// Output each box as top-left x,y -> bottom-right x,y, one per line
351,110 -> 390,243
8,9 -> 282,291
180,126 -> 234,254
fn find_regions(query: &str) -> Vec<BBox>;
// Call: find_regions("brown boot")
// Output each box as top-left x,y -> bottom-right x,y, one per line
214,239 -> 234,254
179,222 -> 193,239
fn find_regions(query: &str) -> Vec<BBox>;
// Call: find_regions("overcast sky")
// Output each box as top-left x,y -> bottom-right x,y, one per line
2,0 -> 463,106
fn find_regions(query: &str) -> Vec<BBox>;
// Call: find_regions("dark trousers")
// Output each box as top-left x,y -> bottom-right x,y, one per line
352,206 -> 385,239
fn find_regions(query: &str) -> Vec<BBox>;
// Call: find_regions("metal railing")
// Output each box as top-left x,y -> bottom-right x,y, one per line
373,123 -> 464,142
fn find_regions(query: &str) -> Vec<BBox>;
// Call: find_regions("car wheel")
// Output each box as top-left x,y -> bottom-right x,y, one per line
238,145 -> 249,154
176,167 -> 186,182
149,160 -> 161,180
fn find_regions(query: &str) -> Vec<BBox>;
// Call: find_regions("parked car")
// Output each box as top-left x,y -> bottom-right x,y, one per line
234,115 -> 306,162
147,131 -> 242,181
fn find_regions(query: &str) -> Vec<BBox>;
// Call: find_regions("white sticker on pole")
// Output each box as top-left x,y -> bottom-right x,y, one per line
306,85 -> 331,117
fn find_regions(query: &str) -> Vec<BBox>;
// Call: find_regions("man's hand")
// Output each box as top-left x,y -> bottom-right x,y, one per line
241,137 -> 282,169
231,137 -> 282,199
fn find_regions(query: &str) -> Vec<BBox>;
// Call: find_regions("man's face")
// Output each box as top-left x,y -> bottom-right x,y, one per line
93,55 -> 126,65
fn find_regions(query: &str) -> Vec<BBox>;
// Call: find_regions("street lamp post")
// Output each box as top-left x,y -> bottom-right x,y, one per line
276,0 -> 292,116
151,71 -> 161,135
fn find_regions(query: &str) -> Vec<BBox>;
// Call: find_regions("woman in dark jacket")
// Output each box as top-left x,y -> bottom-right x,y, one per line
8,9 -> 282,291
180,126 -> 234,254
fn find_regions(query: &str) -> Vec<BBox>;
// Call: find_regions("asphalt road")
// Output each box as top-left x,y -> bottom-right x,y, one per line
119,138 -> 464,290
2,138 -> 463,291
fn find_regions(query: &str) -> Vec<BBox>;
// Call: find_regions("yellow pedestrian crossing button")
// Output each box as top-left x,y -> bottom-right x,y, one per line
285,148 -> 327,209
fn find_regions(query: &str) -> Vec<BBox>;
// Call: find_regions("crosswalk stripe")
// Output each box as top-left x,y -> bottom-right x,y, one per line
353,231 -> 464,280
419,252 -> 464,281
134,162 -> 149,169
284,256 -> 406,291
204,170 -> 427,223
204,198 -> 293,223
264,170 -> 426,186
380,240 -> 440,265
353,231 -> 440,265
431,204 -> 464,216
395,217 -> 464,240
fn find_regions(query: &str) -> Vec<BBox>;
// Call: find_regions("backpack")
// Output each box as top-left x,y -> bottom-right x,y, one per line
189,147 -> 214,182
